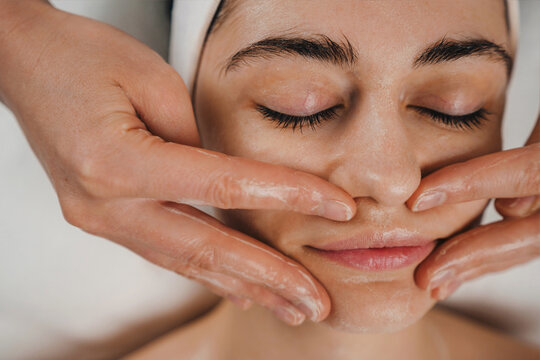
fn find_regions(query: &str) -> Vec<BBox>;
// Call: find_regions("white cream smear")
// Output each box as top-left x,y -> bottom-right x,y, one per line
237,178 -> 333,220
179,177 -> 327,215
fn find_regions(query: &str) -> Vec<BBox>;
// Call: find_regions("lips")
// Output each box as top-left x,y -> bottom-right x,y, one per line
306,231 -> 437,271
313,230 -> 434,250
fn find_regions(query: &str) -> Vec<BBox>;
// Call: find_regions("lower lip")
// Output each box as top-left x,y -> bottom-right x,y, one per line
310,242 -> 436,271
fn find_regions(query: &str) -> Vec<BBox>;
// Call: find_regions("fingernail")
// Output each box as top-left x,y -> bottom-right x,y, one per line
499,196 -> 536,211
226,295 -> 253,310
273,305 -> 306,326
427,268 -> 455,291
319,200 -> 354,221
413,191 -> 447,212
433,279 -> 462,300
295,302 -> 320,322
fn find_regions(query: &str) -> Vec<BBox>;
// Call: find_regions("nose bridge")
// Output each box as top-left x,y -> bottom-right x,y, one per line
328,101 -> 421,207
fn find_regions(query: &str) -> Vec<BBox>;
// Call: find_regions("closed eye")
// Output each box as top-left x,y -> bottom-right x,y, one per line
256,104 -> 341,132
409,106 -> 490,130
256,104 -> 489,132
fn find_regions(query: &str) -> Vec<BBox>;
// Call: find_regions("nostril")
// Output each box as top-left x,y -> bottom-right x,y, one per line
326,143 -> 421,207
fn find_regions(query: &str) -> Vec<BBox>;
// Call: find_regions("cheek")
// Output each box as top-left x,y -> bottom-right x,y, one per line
194,88 -> 280,158
195,74 -> 336,170
412,109 -> 503,174
196,101 -> 334,179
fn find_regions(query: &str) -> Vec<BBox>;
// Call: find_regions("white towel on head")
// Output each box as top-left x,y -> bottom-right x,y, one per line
170,0 -> 221,95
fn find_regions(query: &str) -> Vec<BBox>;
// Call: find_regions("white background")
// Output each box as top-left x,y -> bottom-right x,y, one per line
0,1 -> 539,359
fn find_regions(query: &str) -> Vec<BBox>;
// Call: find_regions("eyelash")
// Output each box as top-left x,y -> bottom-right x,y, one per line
256,104 -> 489,131
409,106 -> 489,130
256,105 -> 340,132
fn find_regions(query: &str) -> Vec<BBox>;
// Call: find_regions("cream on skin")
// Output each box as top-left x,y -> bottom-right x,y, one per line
191,0 -> 512,357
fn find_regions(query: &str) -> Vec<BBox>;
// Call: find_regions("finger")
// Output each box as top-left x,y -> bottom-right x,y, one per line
133,247 -> 305,325
495,195 -> 540,218
226,295 -> 254,311
143,250 -> 305,325
180,267 -> 306,326
407,143 -> 540,212
415,214 -> 540,297
88,114 -> 356,221
495,115 -> 540,217
100,199 -> 331,322
430,255 -> 534,300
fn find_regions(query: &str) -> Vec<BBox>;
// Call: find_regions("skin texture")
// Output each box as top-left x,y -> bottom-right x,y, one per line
193,0 -> 511,331
125,3 -> 540,358
0,0 -> 361,323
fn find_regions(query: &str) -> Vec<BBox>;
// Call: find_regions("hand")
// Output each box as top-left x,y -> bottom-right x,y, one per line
408,114 -> 540,300
0,1 -> 356,325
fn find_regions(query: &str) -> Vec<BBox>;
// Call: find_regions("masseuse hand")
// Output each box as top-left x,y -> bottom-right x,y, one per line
409,114 -> 540,300
0,0 -> 356,325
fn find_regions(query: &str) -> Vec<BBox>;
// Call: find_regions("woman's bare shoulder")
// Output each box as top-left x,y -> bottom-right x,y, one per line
428,306 -> 540,360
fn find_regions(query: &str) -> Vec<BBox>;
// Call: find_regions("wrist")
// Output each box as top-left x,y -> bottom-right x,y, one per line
0,0 -> 57,107
0,0 -> 53,38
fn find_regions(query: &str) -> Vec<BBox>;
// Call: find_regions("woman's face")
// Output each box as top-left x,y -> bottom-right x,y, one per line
194,0 -> 510,332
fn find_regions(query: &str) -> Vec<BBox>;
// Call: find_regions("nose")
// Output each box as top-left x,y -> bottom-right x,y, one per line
327,105 -> 421,207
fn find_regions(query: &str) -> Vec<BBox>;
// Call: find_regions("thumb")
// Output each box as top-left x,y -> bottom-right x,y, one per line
120,58 -> 201,147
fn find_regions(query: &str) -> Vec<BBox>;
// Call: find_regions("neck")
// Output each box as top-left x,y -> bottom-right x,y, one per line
210,299 -> 448,360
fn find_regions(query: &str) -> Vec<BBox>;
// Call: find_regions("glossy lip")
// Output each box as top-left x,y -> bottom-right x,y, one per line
308,242 -> 436,271
305,229 -> 437,271
311,229 -> 435,251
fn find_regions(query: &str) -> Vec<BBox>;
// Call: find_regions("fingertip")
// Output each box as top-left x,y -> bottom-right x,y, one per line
495,196 -> 538,217
410,191 -> 447,212
318,199 -> 356,221
414,271 -> 430,291
414,262 -> 434,290
273,305 -> 306,326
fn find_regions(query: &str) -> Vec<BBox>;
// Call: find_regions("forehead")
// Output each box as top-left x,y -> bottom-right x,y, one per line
210,0 -> 509,66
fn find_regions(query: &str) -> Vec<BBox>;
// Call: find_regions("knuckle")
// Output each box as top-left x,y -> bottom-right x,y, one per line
58,196 -> 104,235
59,198 -> 85,228
75,155 -> 127,198
76,156 -> 109,196
182,242 -> 220,271
283,186 -> 304,210
205,173 -> 240,208
180,265 -> 201,281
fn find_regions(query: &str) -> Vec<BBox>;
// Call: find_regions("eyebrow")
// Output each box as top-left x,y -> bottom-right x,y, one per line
222,34 -> 512,75
221,34 -> 358,74
413,37 -> 513,75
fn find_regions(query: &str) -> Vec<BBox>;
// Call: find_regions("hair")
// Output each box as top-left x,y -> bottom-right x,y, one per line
205,0 -> 239,38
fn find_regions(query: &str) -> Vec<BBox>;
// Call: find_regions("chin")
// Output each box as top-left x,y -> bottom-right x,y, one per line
309,261 -> 437,333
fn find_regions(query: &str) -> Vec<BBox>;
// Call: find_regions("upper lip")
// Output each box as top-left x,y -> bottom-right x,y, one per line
308,229 -> 436,251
